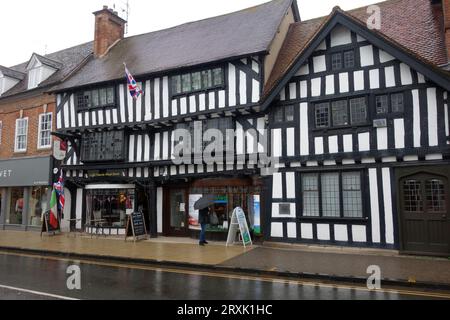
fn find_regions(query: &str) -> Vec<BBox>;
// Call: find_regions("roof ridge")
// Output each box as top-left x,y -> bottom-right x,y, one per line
121,0 -> 290,42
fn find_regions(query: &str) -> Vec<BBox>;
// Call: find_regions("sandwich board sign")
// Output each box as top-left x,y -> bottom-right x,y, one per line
40,211 -> 61,237
125,211 -> 148,242
226,207 -> 252,248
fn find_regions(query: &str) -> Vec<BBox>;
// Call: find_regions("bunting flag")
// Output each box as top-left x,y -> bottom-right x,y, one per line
124,63 -> 143,99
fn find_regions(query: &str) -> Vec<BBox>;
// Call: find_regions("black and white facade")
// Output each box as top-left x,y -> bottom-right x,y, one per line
54,2 -> 450,255
263,12 -> 450,256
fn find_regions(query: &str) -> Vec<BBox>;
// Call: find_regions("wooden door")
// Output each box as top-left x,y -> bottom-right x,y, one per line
163,188 -> 189,237
399,173 -> 450,256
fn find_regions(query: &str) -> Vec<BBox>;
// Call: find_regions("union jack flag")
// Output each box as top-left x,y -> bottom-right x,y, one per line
124,64 -> 143,99
53,171 -> 65,212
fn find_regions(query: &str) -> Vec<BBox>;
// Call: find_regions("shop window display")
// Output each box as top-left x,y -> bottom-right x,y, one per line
7,188 -> 24,225
188,187 -> 261,235
28,186 -> 49,226
86,189 -> 135,228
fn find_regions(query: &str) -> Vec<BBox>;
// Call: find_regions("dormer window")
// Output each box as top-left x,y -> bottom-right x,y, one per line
26,54 -> 61,90
0,66 -> 25,96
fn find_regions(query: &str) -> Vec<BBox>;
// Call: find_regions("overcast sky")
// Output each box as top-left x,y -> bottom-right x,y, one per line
0,0 -> 381,67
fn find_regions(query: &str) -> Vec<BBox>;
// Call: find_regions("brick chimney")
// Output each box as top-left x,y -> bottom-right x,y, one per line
443,0 -> 450,62
93,6 -> 127,58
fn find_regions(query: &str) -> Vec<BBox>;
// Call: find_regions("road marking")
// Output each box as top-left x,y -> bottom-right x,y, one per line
0,284 -> 79,300
1,251 -> 449,300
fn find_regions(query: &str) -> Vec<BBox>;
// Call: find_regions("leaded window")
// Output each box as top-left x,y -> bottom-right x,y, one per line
350,97 -> 367,125
426,179 -> 446,213
274,105 -> 295,123
302,174 -> 320,217
332,100 -> 348,126
76,87 -> 116,111
376,95 -> 389,114
343,50 -> 355,68
302,172 -> 364,219
81,131 -> 125,162
403,180 -> 423,212
391,93 -> 404,113
321,173 -> 340,217
331,53 -> 342,71
342,172 -> 363,218
315,103 -> 330,128
171,67 -> 225,96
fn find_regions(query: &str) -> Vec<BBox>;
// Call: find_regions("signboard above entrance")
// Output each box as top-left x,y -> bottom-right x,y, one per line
0,157 -> 52,187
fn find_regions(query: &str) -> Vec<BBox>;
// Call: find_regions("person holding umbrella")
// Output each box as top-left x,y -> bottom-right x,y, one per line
194,195 -> 215,246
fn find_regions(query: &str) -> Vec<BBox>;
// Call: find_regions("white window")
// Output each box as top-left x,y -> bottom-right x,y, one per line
0,121 -> 3,144
38,113 -> 52,149
15,118 -> 28,152
28,67 -> 41,90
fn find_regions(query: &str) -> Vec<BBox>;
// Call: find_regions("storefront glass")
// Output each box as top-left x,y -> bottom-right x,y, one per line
28,186 -> 49,226
7,188 -> 24,225
188,186 -> 261,234
86,189 -> 135,228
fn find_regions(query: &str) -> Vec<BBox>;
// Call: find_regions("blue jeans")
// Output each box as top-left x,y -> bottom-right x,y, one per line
200,223 -> 207,243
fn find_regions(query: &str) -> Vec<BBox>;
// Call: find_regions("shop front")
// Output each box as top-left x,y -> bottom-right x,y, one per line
163,177 -> 264,241
0,157 -> 53,231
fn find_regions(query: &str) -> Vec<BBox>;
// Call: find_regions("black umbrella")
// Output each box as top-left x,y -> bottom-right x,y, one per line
194,194 -> 216,210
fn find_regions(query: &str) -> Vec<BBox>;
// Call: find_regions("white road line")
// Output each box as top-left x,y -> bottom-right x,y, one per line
0,284 -> 79,300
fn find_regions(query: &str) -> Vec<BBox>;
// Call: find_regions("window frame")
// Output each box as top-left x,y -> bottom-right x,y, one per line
273,105 -> 295,124
314,96 -> 369,130
37,112 -> 53,149
15,117 -> 29,153
80,130 -> 126,163
301,171 -> 366,220
329,49 -> 356,71
76,86 -> 117,112
171,66 -> 226,97
374,91 -> 405,116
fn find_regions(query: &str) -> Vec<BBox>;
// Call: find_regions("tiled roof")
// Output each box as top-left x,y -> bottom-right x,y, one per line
264,0 -> 448,98
0,65 -> 26,80
52,0 -> 295,91
0,41 -> 93,99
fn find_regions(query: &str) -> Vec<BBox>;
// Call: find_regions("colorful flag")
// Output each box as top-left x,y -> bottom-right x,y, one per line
49,189 -> 59,229
124,64 -> 143,99
54,171 -> 65,212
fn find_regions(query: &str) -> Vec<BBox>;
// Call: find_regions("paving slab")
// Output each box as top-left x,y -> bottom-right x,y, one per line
219,246 -> 450,286
0,231 -> 251,266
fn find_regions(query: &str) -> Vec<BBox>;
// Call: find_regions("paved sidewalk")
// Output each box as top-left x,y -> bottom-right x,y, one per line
0,231 -> 250,266
0,231 -> 449,289
220,245 -> 450,287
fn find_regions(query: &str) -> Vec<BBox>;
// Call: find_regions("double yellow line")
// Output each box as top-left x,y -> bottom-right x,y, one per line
1,250 -> 449,300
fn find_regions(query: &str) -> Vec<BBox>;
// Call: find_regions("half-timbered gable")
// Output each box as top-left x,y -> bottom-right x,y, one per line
262,7 -> 450,254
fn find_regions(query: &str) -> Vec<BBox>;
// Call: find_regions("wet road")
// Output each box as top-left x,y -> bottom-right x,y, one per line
0,252 -> 448,300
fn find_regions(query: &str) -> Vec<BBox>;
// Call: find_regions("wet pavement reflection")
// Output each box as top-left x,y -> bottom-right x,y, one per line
0,253 -> 443,300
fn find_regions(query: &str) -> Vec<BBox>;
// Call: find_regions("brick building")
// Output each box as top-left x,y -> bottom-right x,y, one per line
0,45 -> 92,231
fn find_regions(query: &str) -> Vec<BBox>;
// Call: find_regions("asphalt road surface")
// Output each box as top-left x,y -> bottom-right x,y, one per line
0,252 -> 448,300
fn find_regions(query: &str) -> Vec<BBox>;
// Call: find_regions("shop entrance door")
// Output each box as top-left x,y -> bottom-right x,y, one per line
164,188 -> 189,237
399,173 -> 450,256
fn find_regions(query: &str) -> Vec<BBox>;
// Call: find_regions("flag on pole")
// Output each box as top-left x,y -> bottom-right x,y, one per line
54,171 -> 65,212
124,63 -> 143,99
49,189 -> 59,229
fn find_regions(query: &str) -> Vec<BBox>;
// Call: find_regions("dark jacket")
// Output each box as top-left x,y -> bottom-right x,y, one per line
198,207 -> 210,225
